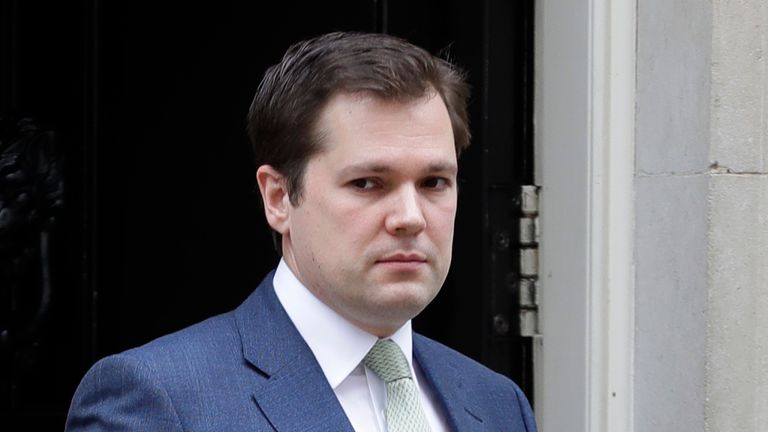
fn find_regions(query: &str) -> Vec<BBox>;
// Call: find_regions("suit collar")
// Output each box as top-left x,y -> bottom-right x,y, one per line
234,272 -> 354,431
273,259 -> 415,389
414,334 -> 485,431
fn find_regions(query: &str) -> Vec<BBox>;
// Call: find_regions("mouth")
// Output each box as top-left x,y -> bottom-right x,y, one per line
377,251 -> 427,262
375,252 -> 428,270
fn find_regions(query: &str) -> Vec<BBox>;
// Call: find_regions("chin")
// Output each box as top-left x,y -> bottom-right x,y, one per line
373,283 -> 439,315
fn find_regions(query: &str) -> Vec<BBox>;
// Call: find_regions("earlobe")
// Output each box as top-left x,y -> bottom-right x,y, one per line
256,165 -> 291,234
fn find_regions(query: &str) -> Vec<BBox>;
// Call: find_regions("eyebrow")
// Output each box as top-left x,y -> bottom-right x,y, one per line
338,161 -> 458,177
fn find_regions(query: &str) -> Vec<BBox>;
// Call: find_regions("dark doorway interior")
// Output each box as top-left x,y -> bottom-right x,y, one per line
1,0 -> 533,427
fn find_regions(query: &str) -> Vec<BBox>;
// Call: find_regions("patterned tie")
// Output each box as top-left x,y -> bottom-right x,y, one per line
364,339 -> 431,432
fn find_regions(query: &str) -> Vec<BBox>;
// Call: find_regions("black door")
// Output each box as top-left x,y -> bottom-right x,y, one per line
1,0 -> 534,427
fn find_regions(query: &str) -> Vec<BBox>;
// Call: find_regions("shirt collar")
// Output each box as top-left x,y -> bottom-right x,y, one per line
272,258 -> 414,389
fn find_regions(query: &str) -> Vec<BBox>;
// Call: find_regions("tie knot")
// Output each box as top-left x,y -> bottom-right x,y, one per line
364,339 -> 412,383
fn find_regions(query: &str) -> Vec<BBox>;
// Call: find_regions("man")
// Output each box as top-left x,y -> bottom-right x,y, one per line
66,32 -> 537,431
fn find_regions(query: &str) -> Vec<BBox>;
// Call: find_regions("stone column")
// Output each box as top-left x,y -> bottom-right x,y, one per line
635,0 -> 768,431
707,1 -> 768,430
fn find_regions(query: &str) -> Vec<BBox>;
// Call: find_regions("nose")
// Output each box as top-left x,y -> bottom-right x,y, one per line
385,185 -> 427,236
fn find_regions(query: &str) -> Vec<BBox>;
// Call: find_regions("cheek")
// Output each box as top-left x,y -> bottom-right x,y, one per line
428,204 -> 457,240
333,200 -> 384,235
304,198 -> 373,250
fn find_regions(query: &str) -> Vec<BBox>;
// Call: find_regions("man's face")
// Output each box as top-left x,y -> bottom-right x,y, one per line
276,92 -> 458,337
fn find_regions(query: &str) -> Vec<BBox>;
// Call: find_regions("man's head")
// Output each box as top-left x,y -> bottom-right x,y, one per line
251,32 -> 471,337
247,31 -> 470,205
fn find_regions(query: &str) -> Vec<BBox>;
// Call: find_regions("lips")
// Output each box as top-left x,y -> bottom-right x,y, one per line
376,252 -> 427,263
374,252 -> 428,272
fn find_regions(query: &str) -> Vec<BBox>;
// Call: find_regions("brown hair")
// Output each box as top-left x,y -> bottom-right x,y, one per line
247,31 -> 471,205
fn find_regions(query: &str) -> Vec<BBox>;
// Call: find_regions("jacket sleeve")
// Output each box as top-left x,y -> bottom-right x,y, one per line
65,353 -> 184,432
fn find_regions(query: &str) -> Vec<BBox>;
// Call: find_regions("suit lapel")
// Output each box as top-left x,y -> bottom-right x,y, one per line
413,335 -> 485,432
234,274 -> 354,432
250,357 -> 354,431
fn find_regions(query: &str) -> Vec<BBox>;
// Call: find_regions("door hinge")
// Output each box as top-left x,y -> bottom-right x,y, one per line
519,185 -> 540,337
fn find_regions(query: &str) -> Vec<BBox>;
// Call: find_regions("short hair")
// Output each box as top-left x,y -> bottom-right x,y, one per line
247,31 -> 471,205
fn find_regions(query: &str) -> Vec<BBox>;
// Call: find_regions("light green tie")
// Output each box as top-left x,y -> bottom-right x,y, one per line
364,339 -> 431,432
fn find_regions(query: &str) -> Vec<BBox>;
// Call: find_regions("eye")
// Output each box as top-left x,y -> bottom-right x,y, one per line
421,177 -> 450,189
349,178 -> 379,190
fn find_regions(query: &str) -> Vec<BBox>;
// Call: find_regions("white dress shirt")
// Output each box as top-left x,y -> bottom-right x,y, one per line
272,259 -> 449,431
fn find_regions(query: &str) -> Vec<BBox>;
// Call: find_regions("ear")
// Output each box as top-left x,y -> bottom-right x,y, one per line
256,165 -> 292,234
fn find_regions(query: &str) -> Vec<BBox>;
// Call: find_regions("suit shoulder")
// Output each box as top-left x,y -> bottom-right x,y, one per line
91,311 -> 244,392
128,311 -> 239,358
67,344 -> 187,430
67,311 -> 261,431
414,333 -> 516,387
414,333 -> 537,431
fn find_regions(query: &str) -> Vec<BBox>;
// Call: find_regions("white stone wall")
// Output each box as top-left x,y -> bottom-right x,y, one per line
635,0 -> 711,429
636,0 -> 768,431
707,176 -> 768,431
707,1 -> 768,430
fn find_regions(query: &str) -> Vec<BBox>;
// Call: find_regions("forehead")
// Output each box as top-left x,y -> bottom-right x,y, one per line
312,92 -> 456,164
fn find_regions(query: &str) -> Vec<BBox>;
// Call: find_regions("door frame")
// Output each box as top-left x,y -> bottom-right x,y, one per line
534,1 -> 636,431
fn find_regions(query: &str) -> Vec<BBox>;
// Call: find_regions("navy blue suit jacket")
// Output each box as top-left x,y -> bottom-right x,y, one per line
66,273 -> 537,431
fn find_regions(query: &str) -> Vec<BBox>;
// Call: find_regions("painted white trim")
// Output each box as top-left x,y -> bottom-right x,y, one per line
535,0 -> 635,431
589,0 -> 636,431
535,0 -> 590,429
